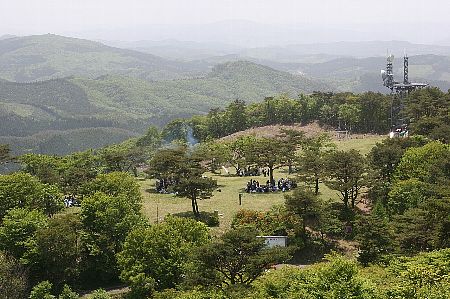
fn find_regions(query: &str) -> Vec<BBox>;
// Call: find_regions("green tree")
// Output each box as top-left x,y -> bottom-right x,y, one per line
227,136 -> 256,175
0,144 -> 14,165
245,137 -> 295,184
338,102 -> 361,132
367,136 -> 427,206
19,154 -> 62,185
192,227 -> 290,287
403,87 -> 450,143
297,134 -> 335,195
387,179 -> 434,215
231,206 -> 302,241
0,251 -> 29,299
136,125 -> 161,148
357,92 -> 391,133
0,173 -> 63,220
324,150 -> 366,209
392,198 -> 450,253
79,192 -> 144,284
174,175 -> 217,217
145,146 -> 188,182
0,208 -> 48,260
161,119 -> 188,143
285,187 -> 321,242
80,172 -> 142,209
206,108 -> 226,138
147,147 -> 217,216
117,216 -> 210,296
385,248 -> 450,299
355,215 -> 393,266
98,139 -> 151,177
224,99 -> 248,135
394,141 -> 450,185
57,151 -> 100,195
193,141 -> 230,174
25,214 -> 82,288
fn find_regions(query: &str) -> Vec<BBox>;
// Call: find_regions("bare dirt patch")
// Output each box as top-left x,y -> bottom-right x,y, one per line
220,122 -> 383,142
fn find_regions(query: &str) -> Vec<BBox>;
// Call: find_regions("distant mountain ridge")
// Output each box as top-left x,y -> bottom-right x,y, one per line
0,34 -> 206,82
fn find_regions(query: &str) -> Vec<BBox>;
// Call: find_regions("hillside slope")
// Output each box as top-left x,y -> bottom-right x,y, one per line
0,34 -> 204,82
0,61 -> 330,154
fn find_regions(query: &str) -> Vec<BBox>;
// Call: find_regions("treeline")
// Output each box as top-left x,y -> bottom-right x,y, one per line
159,87 -> 449,143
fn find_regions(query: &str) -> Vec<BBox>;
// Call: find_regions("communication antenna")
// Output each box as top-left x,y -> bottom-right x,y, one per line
403,52 -> 409,84
381,51 -> 428,132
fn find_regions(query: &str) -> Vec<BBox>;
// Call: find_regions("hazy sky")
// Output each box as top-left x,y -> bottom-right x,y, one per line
1,0 -> 450,44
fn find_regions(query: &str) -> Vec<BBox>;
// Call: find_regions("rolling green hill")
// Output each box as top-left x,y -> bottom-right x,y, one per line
0,60 -> 330,154
0,34 -> 205,82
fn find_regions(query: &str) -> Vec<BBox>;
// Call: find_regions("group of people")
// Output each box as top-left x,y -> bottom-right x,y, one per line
63,194 -> 79,207
245,178 -> 297,193
155,178 -> 177,194
237,167 -> 278,177
237,166 -> 261,177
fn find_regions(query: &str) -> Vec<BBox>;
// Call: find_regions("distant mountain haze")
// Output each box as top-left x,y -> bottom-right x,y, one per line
1,33 -> 449,155
68,20 -> 450,47
0,34 -> 206,82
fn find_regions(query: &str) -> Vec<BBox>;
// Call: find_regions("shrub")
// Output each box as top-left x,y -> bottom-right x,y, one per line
172,211 -> 219,227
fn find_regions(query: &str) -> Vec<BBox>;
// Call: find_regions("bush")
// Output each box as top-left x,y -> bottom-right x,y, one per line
29,281 -> 55,299
172,211 -> 219,227
87,289 -> 111,299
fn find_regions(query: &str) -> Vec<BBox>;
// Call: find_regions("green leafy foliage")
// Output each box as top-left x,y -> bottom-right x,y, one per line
191,227 -> 291,287
79,192 -> 144,284
117,216 -> 210,296
324,149 -> 366,209
296,134 -> 335,195
80,172 -> 142,209
285,188 -> 322,242
86,289 -> 111,299
0,144 -> 13,165
0,172 -> 63,219
147,146 -> 217,216
250,254 -> 377,299
232,206 -> 302,246
29,281 -> 55,299
391,198 -> 450,252
0,208 -> 48,260
385,249 -> 450,299
25,214 -> 82,288
58,285 -> 79,299
356,215 -> 394,266
0,251 -> 28,299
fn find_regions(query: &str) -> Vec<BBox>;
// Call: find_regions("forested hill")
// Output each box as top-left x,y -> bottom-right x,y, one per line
0,34 -> 206,82
0,61 -> 330,155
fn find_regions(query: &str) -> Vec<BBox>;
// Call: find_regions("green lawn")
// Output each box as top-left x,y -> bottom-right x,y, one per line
139,134 -> 385,233
334,135 -> 385,155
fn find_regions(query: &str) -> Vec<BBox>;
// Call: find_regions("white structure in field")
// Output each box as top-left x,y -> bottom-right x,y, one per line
257,236 -> 287,248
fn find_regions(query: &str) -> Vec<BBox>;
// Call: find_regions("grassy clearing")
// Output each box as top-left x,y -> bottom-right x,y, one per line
334,135 -> 385,155
139,135 -> 385,234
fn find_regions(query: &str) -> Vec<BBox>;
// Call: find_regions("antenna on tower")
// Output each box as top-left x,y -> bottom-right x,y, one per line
403,50 -> 409,84
381,51 -> 428,134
